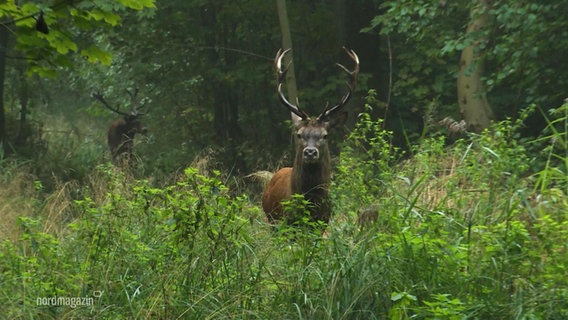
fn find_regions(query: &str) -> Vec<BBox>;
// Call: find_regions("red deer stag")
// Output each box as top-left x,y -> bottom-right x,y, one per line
262,47 -> 359,227
92,89 -> 147,164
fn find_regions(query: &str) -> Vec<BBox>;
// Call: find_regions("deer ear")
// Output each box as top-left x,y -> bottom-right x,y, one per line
292,112 -> 304,129
326,111 -> 347,129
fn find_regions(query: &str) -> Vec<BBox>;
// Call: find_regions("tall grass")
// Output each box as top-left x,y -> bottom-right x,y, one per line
0,100 -> 567,319
0,159 -> 38,241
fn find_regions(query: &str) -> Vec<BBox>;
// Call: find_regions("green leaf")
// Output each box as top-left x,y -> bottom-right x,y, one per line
81,45 -> 112,65
0,2 -> 19,18
117,0 -> 156,10
14,3 -> 38,27
89,9 -> 121,26
46,31 -> 78,54
391,292 -> 405,301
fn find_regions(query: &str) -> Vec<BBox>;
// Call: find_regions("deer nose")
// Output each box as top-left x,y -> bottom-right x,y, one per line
303,147 -> 319,161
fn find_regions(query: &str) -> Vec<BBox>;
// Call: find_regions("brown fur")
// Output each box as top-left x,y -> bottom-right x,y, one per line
107,115 -> 146,162
262,114 -> 346,225
357,208 -> 379,228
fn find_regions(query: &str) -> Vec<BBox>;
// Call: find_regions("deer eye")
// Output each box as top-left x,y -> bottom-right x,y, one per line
322,134 -> 328,140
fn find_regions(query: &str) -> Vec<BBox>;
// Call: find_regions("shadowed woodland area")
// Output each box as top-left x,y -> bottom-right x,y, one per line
1,1 -> 567,319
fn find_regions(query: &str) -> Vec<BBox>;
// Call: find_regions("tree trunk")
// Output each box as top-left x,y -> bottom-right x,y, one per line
457,0 -> 494,133
16,67 -> 29,147
276,0 -> 301,124
333,0 -> 347,49
0,26 -> 8,155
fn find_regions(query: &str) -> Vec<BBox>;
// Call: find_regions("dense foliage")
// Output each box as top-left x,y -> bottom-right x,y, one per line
3,1 -> 568,175
366,1 -> 568,136
1,99 -> 567,318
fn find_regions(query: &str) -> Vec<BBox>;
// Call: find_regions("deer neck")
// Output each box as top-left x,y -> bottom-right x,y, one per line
291,149 -> 331,199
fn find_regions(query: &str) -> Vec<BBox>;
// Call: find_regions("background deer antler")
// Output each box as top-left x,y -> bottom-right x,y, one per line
92,91 -> 130,116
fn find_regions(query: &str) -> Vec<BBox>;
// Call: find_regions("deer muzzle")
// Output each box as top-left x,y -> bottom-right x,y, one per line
303,147 -> 320,162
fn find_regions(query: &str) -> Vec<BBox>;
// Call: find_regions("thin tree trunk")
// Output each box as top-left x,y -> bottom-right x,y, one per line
0,26 -> 8,155
275,0 -> 301,124
16,68 -> 29,147
457,0 -> 494,133
333,0 -> 347,49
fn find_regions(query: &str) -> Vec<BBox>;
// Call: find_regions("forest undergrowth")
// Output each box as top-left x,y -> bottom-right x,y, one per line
0,100 -> 567,319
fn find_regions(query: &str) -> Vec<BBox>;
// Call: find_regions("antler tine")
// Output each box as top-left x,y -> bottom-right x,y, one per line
128,87 -> 150,115
125,88 -> 140,115
92,91 -> 129,116
274,48 -> 288,83
275,48 -> 309,120
318,47 -> 359,120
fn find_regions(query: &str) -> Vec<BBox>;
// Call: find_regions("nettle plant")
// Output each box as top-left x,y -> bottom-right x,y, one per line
3,164 -> 253,318
332,90 -> 401,222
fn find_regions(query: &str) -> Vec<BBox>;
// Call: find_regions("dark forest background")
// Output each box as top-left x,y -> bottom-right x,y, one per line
2,1 -> 566,183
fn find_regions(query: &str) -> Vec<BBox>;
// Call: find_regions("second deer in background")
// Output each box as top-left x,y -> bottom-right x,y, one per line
92,89 -> 147,165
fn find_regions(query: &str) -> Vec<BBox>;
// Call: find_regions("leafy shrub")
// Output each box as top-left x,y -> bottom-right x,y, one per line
1,100 -> 566,319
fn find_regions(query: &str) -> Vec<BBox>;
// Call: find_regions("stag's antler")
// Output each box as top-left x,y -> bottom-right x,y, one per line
274,48 -> 309,120
317,47 -> 359,120
125,88 -> 147,115
92,91 -> 130,116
